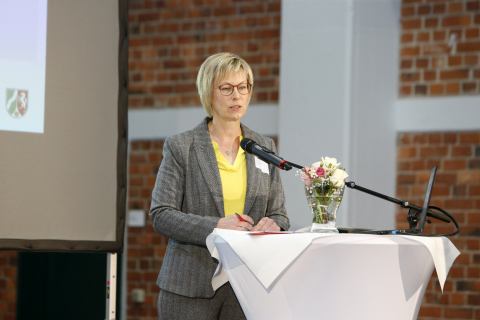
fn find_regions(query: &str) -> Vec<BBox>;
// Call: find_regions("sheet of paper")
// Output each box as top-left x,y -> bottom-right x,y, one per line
249,231 -> 299,235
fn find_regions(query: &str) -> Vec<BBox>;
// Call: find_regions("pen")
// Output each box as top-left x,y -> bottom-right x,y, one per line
235,213 -> 246,222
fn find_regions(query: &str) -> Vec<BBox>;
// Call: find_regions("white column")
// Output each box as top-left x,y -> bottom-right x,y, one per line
279,0 -> 401,230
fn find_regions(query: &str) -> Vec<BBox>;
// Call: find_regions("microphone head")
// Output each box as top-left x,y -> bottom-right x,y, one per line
240,138 -> 257,153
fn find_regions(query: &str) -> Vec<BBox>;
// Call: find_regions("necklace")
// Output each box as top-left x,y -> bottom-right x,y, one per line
209,128 -> 237,157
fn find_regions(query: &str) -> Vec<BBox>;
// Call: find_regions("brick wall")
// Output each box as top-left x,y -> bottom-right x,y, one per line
0,252 -> 16,320
127,140 -> 166,320
396,132 -> 480,319
128,0 -> 281,109
400,0 -> 480,96
399,1 -> 480,316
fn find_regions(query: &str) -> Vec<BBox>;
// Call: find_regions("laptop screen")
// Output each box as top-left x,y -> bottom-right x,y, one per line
417,166 -> 437,232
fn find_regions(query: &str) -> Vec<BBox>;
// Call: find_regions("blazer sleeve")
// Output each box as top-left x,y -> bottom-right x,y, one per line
265,139 -> 290,231
149,137 -> 220,246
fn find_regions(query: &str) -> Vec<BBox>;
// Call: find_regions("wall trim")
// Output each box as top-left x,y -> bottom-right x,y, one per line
129,95 -> 480,142
395,96 -> 480,132
128,104 -> 279,141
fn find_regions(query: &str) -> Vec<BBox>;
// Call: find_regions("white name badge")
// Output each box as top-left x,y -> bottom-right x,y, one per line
255,157 -> 269,174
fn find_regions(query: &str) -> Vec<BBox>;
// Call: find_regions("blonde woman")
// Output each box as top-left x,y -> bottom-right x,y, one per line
150,53 -> 289,319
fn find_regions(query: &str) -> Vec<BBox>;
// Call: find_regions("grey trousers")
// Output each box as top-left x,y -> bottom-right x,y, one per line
157,283 -> 247,320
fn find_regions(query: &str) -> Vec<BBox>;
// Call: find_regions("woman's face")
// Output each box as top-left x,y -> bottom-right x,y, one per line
211,71 -> 250,123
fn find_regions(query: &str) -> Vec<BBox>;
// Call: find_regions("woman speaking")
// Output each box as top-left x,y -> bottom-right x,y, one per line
149,52 -> 290,319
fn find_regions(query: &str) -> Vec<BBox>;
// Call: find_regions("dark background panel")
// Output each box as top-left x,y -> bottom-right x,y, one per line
16,252 -> 122,320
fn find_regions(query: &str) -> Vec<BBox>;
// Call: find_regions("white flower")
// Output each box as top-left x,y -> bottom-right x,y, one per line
322,157 -> 340,168
312,161 -> 322,169
330,169 -> 349,188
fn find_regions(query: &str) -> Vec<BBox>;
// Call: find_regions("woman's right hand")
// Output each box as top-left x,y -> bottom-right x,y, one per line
216,214 -> 254,231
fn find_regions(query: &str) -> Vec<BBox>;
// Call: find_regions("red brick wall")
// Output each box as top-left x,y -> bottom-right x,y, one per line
0,251 -> 17,320
128,0 -> 281,109
127,140 -> 166,320
399,0 -> 480,96
396,132 -> 480,319
399,1 -> 480,317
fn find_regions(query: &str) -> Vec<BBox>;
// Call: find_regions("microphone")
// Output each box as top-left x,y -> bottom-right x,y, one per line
240,138 -> 292,171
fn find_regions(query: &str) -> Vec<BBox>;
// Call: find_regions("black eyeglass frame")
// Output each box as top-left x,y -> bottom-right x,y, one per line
214,83 -> 253,96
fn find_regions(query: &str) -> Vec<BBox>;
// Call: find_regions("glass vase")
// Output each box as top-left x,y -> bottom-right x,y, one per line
304,181 -> 345,233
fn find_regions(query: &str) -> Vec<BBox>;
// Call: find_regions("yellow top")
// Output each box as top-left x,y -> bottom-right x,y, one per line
212,137 -> 247,217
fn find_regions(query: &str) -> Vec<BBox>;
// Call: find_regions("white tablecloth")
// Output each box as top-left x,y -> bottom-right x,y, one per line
207,229 -> 460,320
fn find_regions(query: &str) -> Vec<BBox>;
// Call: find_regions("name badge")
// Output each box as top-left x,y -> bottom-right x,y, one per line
255,157 -> 269,174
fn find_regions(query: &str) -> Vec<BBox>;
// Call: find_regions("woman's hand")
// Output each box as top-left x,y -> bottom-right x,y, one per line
253,217 -> 281,232
217,214 -> 254,231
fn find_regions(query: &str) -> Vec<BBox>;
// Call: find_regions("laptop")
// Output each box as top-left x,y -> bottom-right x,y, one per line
360,166 -> 437,236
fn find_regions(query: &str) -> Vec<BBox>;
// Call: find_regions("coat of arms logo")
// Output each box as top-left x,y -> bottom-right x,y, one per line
5,89 -> 29,118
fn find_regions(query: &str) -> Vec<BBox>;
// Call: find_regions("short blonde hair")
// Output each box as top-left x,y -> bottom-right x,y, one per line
196,53 -> 254,118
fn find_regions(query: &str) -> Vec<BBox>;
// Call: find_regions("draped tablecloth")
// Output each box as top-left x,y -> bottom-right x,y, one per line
207,229 -> 460,320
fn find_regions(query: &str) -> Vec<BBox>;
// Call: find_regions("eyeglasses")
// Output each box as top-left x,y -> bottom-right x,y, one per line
214,83 -> 252,96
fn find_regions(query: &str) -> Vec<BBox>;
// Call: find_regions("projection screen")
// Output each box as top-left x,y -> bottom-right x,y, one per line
0,0 -> 128,252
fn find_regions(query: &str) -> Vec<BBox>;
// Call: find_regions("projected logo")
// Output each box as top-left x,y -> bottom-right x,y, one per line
5,89 -> 29,119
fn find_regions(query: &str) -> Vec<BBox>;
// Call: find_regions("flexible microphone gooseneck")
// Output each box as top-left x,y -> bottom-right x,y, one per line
240,138 -> 293,170
239,141 -> 458,235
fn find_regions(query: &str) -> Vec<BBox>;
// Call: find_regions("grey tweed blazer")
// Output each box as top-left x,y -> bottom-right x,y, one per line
149,117 -> 290,298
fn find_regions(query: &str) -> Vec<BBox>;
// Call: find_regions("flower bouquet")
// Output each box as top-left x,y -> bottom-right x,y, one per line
299,157 -> 348,233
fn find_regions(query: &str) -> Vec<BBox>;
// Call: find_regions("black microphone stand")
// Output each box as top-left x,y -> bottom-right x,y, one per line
284,161 -> 303,170
283,161 -> 451,228
344,181 -> 451,228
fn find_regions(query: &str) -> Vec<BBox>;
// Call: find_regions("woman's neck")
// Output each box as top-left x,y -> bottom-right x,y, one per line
209,118 -> 242,140
208,118 -> 242,165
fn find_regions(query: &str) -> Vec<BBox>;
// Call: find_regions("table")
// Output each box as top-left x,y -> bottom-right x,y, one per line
207,230 -> 459,320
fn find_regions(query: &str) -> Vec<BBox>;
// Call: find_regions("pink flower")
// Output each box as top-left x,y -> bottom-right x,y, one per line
316,167 -> 325,178
301,169 -> 314,185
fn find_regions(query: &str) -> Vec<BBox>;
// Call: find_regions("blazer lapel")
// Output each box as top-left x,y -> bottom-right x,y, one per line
241,123 -> 261,217
193,118 -> 225,217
